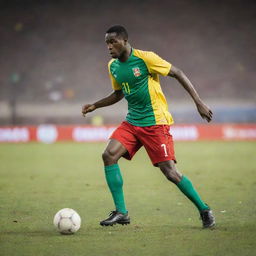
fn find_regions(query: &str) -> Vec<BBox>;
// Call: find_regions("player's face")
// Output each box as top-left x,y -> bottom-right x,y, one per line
105,32 -> 126,59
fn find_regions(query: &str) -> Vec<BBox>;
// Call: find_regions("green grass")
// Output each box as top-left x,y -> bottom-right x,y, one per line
0,141 -> 255,256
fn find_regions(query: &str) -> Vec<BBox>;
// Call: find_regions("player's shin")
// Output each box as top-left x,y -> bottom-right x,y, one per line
104,164 -> 127,214
176,175 -> 209,212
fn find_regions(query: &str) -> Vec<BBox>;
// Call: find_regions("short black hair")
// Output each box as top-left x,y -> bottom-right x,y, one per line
106,25 -> 128,40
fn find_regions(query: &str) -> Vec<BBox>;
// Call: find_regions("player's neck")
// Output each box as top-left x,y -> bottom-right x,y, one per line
118,44 -> 132,62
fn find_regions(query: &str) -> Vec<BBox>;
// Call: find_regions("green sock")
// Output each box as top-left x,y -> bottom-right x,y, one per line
104,164 -> 127,214
177,176 -> 209,212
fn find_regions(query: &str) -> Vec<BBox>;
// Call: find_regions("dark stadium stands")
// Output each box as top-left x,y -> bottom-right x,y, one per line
0,0 -> 255,124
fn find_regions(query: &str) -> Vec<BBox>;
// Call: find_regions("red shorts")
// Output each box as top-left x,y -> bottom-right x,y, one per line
110,121 -> 176,166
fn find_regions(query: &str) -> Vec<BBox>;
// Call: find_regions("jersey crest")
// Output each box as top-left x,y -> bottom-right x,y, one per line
132,67 -> 141,77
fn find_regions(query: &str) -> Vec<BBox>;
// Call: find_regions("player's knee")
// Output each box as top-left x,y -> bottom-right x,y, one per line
102,150 -> 118,165
164,169 -> 177,182
159,163 -> 181,184
102,151 -> 111,163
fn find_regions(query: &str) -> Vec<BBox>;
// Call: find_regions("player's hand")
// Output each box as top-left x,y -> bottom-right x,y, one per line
82,104 -> 96,117
196,101 -> 213,122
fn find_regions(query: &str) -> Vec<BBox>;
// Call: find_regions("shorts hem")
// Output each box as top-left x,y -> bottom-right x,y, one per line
153,157 -> 177,167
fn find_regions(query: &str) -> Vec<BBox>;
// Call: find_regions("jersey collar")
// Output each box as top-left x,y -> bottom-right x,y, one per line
118,48 -> 134,63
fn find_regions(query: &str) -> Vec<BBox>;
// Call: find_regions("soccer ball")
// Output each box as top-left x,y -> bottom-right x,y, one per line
53,208 -> 81,234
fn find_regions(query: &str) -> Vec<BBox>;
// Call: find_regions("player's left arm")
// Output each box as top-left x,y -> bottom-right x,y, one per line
168,65 -> 213,122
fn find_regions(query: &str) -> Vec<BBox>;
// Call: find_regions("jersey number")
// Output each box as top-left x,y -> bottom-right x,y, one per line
122,82 -> 130,94
161,144 -> 168,157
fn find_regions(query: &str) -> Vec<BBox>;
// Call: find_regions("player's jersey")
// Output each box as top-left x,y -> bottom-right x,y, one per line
108,48 -> 174,127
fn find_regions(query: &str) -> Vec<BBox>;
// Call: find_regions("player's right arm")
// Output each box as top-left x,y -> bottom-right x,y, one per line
82,60 -> 124,117
82,90 -> 124,117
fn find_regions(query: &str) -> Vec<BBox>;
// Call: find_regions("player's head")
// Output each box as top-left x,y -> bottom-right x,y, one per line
105,25 -> 129,59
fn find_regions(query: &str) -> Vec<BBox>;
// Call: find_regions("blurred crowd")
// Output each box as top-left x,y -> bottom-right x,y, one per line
0,0 -> 255,124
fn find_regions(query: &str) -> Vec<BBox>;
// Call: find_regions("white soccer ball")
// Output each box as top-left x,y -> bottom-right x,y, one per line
53,208 -> 81,234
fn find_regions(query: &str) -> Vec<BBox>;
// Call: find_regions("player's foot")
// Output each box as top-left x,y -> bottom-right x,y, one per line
100,210 -> 130,226
200,208 -> 215,228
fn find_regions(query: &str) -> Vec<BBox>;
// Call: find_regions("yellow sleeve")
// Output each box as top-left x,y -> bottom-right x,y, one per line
108,60 -> 122,90
134,50 -> 172,76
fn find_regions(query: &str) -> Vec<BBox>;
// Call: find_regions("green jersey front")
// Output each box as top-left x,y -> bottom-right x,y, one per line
108,48 -> 174,127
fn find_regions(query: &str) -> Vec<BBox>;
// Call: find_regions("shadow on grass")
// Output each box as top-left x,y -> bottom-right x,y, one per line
2,223 -> 229,238
212,224 -> 256,232
1,230 -> 65,237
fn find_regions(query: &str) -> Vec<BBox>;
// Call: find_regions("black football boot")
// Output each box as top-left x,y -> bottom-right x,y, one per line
200,208 -> 215,228
100,211 -> 130,226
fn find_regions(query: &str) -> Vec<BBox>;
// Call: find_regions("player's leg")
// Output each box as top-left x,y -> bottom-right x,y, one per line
102,138 -> 127,166
157,160 -> 182,184
100,138 -> 130,226
100,122 -> 142,226
158,160 -> 210,212
138,125 -> 215,228
158,160 -> 210,210
158,160 -> 215,228
102,139 -> 128,215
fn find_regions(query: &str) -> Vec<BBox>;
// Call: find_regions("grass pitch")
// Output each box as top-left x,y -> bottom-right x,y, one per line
0,141 -> 255,256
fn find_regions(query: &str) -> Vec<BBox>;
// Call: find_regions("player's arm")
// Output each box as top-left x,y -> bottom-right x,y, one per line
82,90 -> 124,117
168,65 -> 213,122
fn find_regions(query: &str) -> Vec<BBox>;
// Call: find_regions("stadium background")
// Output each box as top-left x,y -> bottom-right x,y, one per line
1,2 -> 256,255
1,0 -> 255,127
